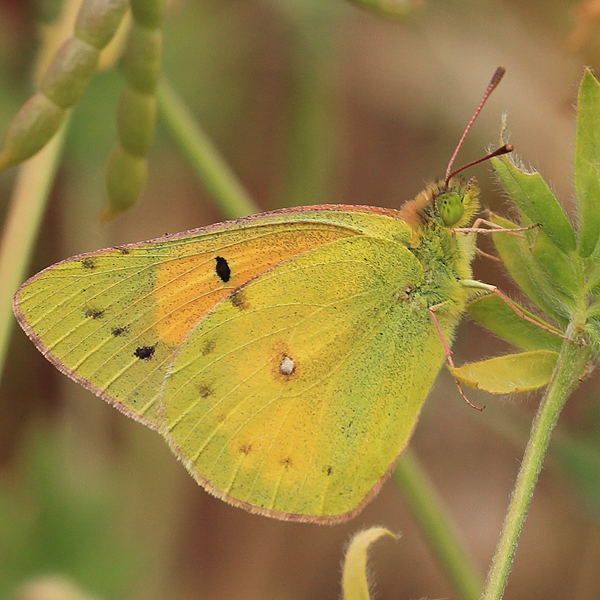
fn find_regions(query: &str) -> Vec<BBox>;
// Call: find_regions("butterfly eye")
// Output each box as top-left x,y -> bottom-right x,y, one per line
436,192 -> 464,227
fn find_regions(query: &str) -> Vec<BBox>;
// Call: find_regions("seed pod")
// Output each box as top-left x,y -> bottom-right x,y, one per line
130,0 -> 166,30
76,0 -> 130,49
104,146 -> 148,220
118,85 -> 156,156
0,93 -> 65,170
0,0 -> 129,171
104,0 -> 165,218
122,22 -> 162,95
39,37 -> 100,109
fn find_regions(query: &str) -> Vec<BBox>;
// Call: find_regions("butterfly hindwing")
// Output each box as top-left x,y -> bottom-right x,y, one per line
161,233 -> 451,522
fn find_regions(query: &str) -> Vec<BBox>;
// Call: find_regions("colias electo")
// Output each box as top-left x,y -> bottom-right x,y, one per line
14,68 -> 513,523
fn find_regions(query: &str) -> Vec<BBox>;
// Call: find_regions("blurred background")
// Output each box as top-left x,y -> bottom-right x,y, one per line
1,0 -> 600,598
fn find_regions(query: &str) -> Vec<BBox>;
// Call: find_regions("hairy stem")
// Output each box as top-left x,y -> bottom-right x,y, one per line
481,324 -> 591,599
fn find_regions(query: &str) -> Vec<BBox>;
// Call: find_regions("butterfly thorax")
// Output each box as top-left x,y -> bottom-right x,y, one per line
398,178 -> 480,312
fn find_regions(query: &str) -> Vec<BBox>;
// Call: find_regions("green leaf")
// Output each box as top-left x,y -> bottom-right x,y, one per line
530,229 -> 578,298
490,214 -> 577,308
489,214 -> 571,326
466,295 -> 563,352
449,350 -> 559,394
584,315 -> 600,360
492,153 -> 576,253
587,262 -> 600,298
575,69 -> 600,258
342,527 -> 397,600
581,165 -> 600,261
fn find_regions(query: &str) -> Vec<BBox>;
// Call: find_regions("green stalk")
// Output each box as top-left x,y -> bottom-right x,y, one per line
394,448 -> 483,600
156,79 -> 258,219
0,116 -> 69,385
346,0 -> 419,20
480,324 -> 591,600
284,4 -> 340,208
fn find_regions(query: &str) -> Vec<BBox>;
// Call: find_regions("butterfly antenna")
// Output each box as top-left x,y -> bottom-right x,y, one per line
445,144 -> 513,186
445,67 -> 506,183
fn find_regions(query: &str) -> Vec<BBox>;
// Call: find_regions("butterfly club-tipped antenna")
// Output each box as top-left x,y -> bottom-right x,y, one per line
444,67 -> 513,188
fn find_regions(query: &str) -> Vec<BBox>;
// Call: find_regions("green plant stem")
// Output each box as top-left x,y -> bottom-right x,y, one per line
480,327 -> 591,600
156,79 -> 258,220
346,0 -> 420,20
394,447 -> 483,600
284,3 -> 340,208
0,117 -> 69,386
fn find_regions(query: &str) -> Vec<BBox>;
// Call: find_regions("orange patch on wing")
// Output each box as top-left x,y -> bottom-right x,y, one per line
152,226 -> 353,345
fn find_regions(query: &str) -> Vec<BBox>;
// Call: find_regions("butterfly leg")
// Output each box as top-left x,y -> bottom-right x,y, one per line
460,279 -> 581,346
453,220 -> 540,237
428,304 -> 485,411
475,247 -> 503,263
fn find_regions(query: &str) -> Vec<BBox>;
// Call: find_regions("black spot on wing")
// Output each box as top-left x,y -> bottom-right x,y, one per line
230,290 -> 249,311
239,443 -> 252,455
197,383 -> 214,398
81,258 -> 96,269
84,307 -> 105,319
341,420 -> 354,439
202,339 -> 216,356
280,457 -> 293,469
111,326 -> 129,337
215,256 -> 231,283
134,345 -> 156,360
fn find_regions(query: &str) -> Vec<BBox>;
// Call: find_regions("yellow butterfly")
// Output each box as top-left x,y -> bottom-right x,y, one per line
13,69 -> 508,523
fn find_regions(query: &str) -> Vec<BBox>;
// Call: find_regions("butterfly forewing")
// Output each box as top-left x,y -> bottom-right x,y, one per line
13,207 -> 411,428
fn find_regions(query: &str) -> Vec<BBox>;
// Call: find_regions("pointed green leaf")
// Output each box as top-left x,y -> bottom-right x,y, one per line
449,350 -> 559,394
585,166 -> 600,268
586,229 -> 600,297
466,295 -> 563,352
530,229 -> 578,298
581,164 -> 600,260
505,207 -> 579,300
342,527 -> 397,600
575,69 -> 600,258
586,260 -> 600,298
492,154 -> 576,253
489,214 -> 571,326
585,316 -> 600,360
